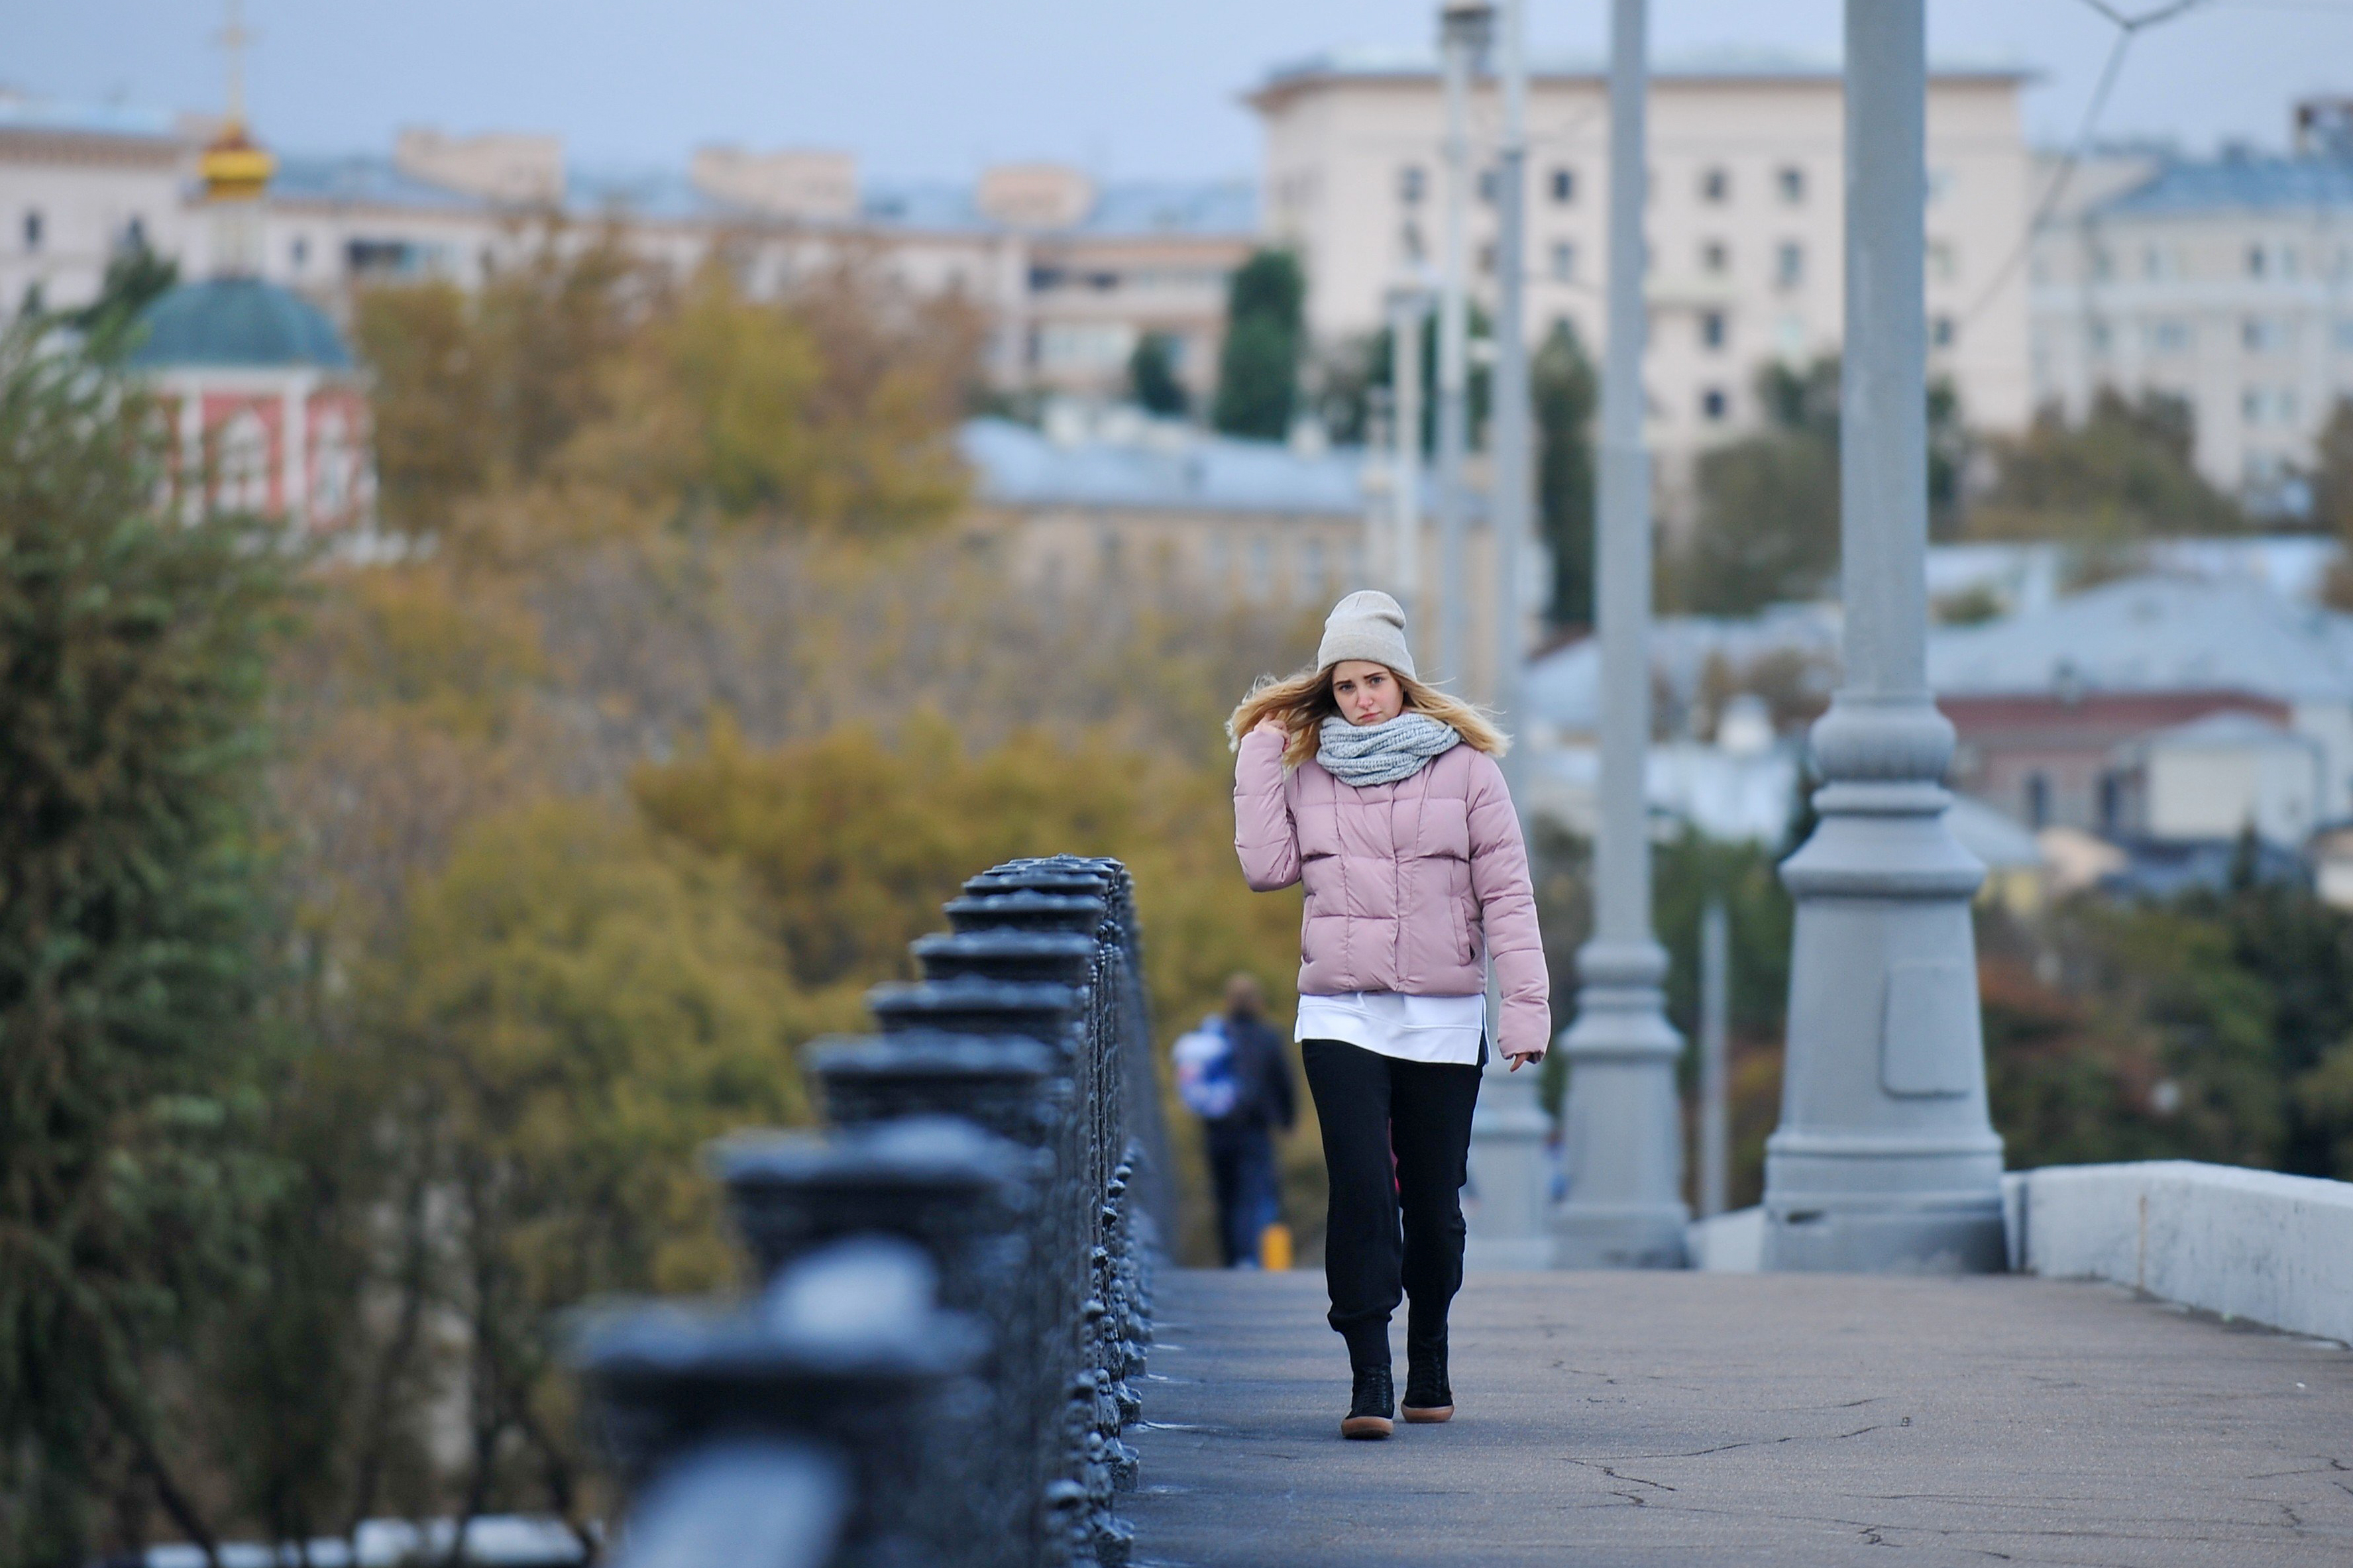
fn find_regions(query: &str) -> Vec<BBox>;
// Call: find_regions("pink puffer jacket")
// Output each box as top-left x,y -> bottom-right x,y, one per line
1232,726 -> 1551,1061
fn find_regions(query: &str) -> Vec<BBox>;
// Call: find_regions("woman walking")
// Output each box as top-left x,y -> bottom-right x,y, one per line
1229,590 -> 1549,1440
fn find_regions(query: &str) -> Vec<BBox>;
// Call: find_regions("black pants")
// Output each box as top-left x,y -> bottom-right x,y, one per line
1301,1037 -> 1482,1371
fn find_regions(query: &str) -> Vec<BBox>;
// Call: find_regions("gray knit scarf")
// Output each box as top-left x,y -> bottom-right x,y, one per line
1316,711 -> 1461,787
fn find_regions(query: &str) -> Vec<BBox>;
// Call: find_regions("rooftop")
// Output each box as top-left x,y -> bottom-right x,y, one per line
1926,574 -> 2353,705
2098,151 -> 2353,217
266,154 -> 1254,237
1250,45 -> 2030,101
959,416 -> 1376,517
0,91 -> 178,142
124,278 -> 355,372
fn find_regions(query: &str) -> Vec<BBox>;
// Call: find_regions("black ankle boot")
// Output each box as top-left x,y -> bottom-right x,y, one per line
1403,1337 -> 1453,1423
1341,1363 -> 1394,1439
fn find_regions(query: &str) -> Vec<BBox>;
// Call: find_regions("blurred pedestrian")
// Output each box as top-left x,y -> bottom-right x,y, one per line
1174,974 -> 1297,1268
1229,590 -> 1549,1440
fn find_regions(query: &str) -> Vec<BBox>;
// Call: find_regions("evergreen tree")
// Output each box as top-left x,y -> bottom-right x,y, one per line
1532,321 -> 1598,627
1211,250 -> 1304,439
1128,333 -> 1187,417
0,323 -> 297,1563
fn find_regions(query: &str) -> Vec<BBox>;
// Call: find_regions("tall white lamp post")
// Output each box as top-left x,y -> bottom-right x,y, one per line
1462,0 -> 1552,1271
1760,0 -> 2006,1273
1552,0 -> 1688,1270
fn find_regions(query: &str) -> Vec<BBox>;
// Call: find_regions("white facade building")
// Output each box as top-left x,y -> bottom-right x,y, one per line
2029,107 -> 2353,511
1246,50 -> 2034,502
0,94 -> 190,316
0,97 -> 1254,408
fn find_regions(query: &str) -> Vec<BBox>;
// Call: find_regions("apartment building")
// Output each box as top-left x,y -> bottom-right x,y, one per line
2028,102 -> 2353,511
0,97 -> 1253,407
1246,49 -> 2034,505
0,93 -> 190,316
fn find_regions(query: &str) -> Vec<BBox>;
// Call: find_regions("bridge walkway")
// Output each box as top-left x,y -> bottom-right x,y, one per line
1126,1267 -> 2353,1567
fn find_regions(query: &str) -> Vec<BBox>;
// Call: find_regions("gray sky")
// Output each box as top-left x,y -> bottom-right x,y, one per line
15,1 -> 2353,180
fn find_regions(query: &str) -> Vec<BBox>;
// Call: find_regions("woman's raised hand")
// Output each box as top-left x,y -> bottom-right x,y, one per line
1252,717 -> 1287,741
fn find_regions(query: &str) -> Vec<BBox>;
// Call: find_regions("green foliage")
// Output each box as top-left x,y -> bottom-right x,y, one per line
1211,250 -> 1305,439
1533,321 -> 1598,627
1969,388 -> 2244,543
1674,357 -> 1972,614
2315,397 -> 2353,610
1323,305 -> 1494,456
1128,333 -> 1187,417
65,244 -> 180,356
0,323 -> 298,1563
1672,357 -> 1842,613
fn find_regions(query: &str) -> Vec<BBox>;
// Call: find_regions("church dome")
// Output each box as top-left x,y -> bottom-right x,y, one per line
125,277 -> 355,371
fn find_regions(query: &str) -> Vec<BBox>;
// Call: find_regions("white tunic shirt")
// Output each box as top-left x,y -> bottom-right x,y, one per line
1293,990 -> 1487,1066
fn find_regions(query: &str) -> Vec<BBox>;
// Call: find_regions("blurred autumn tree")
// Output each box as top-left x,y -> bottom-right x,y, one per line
207,233 -> 1321,1556
1967,388 -> 2246,546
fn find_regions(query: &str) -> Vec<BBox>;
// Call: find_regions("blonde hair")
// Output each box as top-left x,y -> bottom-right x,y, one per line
1227,661 -> 1509,766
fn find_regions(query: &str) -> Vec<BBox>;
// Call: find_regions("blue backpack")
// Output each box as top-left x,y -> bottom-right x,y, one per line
1172,1015 -> 1238,1120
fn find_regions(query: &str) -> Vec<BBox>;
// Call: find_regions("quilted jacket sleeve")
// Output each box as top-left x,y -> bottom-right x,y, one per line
1466,752 -> 1552,1060
1232,727 -> 1301,892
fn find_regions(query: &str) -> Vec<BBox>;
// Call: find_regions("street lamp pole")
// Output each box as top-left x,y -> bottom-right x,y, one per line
1462,0 -> 1551,1271
1552,0 -> 1688,1271
1760,0 -> 2006,1273
1386,284 -> 1429,649
1434,1 -> 1487,693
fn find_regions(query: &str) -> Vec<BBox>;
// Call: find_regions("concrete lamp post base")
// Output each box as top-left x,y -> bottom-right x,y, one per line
1465,1052 -> 1555,1271
1762,696 -> 2007,1274
1553,938 -> 1690,1270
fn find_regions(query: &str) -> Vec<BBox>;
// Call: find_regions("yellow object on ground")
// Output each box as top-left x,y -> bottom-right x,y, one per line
1258,1222 -> 1293,1271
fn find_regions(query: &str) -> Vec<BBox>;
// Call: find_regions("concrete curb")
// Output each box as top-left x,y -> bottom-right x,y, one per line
2006,1160 -> 2353,1345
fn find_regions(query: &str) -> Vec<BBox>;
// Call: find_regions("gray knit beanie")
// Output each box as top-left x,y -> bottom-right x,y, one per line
1316,590 -> 1415,680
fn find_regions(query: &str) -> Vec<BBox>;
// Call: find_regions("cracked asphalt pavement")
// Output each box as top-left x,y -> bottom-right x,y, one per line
1124,1268 -> 2353,1567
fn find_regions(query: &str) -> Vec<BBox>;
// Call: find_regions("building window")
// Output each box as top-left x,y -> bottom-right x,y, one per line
1549,240 -> 1576,282
1550,167 -> 1576,204
1248,537 -> 1274,599
1303,538 -> 1329,596
2242,386 -> 2298,425
1477,242 -> 1496,277
2282,244 -> 2301,279
216,409 -> 271,514
1777,165 -> 1806,204
1700,386 -> 1729,422
1927,167 -> 1955,203
1928,239 -> 1957,282
1401,222 -> 1425,263
2244,316 -> 2290,353
1700,166 -> 1729,203
21,209 -> 41,252
2024,772 -> 2051,830
1701,239 -> 1728,275
1700,310 -> 1726,350
123,215 -> 146,250
290,235 -> 309,270
1477,167 -> 1498,205
2089,319 -> 2112,353
2148,319 -> 2191,353
2336,317 -> 2353,352
1775,240 -> 1804,289
1399,165 -> 1427,205
1931,315 -> 1955,348
2091,246 -> 2114,281
2247,243 -> 2268,278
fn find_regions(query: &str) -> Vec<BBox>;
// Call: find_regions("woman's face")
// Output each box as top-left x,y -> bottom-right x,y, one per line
1331,660 -> 1406,726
